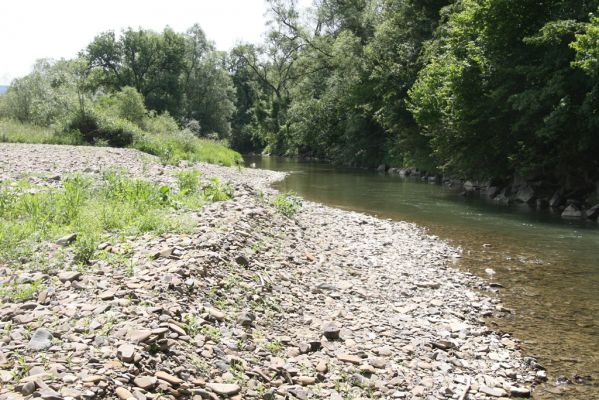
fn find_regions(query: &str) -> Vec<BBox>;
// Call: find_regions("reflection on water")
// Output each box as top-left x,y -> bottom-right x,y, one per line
246,156 -> 599,399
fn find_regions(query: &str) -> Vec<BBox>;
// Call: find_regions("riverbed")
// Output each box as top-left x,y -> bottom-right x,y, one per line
246,156 -> 599,399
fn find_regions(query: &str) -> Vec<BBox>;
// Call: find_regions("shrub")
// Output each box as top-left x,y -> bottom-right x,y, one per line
66,111 -> 139,147
272,193 -> 302,217
142,111 -> 179,135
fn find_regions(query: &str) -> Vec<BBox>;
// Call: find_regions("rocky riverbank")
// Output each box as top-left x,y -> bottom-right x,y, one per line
1,144 -> 540,399
376,165 -> 599,222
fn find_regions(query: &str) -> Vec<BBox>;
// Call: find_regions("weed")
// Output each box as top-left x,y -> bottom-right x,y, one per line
264,339 -> 283,354
202,178 -> 233,202
0,281 -> 42,302
200,325 -> 221,343
190,356 -> 211,375
272,192 -> 302,217
183,314 -> 202,336
176,170 -> 202,195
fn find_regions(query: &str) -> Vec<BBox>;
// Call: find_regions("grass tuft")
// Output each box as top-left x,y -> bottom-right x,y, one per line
0,172 -> 232,270
0,119 -> 243,167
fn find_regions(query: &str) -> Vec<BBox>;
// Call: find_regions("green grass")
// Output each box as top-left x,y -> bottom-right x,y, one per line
0,119 -> 243,167
0,119 -> 82,145
132,130 -> 243,166
271,192 -> 302,218
0,172 -> 232,271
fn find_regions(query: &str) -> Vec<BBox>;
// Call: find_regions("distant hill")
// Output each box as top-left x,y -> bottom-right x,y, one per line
0,85 -> 8,95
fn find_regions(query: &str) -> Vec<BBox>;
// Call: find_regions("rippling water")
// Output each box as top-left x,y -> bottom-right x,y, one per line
246,156 -> 599,399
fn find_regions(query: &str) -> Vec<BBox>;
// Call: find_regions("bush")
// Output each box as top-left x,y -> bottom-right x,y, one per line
142,111 -> 179,135
271,192 -> 302,218
66,111 -> 139,147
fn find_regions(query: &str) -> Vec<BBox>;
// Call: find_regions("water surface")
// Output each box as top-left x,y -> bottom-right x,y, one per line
246,156 -> 599,399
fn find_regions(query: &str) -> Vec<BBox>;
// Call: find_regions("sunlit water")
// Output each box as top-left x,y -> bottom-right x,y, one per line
246,156 -> 599,399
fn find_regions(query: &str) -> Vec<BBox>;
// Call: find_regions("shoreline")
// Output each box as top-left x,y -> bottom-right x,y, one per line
1,143 -> 538,399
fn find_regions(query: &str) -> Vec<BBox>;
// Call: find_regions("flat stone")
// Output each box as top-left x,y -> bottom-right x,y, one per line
56,233 -> 77,246
98,290 -> 115,300
510,386 -> 532,398
127,329 -> 153,343
337,354 -> 362,365
116,387 -> 135,400
155,371 -> 183,386
134,376 -> 157,390
117,343 -> 135,363
39,389 -> 63,400
28,328 -> 53,351
480,385 -> 507,397
168,323 -> 187,336
58,271 -> 81,283
82,375 -> 105,383
206,382 -> 241,396
298,376 -> 316,385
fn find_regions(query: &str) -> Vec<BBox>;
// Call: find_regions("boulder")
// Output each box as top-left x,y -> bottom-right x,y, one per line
514,185 -> 536,203
549,191 -> 562,208
486,186 -> 500,198
376,164 -> 387,173
561,205 -> 582,218
463,181 -> 476,192
585,204 -> 599,220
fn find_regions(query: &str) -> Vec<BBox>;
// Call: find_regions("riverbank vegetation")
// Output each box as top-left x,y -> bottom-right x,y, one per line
1,1 -> 598,193
0,170 -> 232,273
0,27 -> 241,166
229,0 -> 599,195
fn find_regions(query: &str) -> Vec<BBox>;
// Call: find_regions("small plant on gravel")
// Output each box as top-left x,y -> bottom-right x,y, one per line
190,356 -> 211,375
176,170 -> 202,194
0,281 -> 42,302
272,192 -> 302,218
183,314 -> 203,336
228,362 -> 248,384
264,339 -> 283,355
202,178 -> 233,202
200,324 -> 221,342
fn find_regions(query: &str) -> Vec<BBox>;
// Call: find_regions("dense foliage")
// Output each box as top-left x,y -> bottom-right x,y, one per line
0,25 -> 236,143
230,0 -> 599,191
1,3 -> 598,189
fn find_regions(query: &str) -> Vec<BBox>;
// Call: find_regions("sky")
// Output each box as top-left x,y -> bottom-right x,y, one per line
0,0 -> 311,85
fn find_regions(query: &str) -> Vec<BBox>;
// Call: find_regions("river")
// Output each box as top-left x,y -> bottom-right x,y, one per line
245,156 -> 599,399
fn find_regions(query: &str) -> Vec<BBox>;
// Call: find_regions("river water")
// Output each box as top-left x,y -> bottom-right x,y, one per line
245,156 -> 599,399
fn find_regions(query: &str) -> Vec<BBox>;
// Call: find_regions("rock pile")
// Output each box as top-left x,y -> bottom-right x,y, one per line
0,144 -> 538,399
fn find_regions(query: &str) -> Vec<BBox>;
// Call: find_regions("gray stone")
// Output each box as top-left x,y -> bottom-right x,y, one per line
206,383 -> 241,396
322,322 -> 341,340
237,311 -> 255,327
515,185 -> 535,203
117,343 -> 135,363
28,328 -> 53,351
562,205 -> 582,218
58,271 -> 82,283
56,233 -> 77,246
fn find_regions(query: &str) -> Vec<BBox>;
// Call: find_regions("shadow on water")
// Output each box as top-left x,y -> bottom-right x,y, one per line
246,155 -> 599,399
